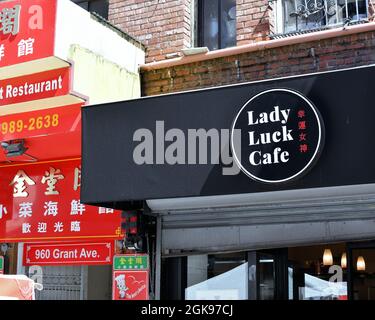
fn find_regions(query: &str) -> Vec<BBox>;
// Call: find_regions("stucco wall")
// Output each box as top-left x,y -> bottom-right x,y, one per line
69,45 -> 141,105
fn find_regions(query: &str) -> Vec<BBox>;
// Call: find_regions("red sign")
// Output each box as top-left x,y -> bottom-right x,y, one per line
0,67 -> 71,106
0,0 -> 57,68
0,103 -> 82,142
112,270 -> 149,300
23,241 -> 114,266
0,159 -> 123,242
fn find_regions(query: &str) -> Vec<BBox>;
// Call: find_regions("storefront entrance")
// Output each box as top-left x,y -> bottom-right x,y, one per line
161,241 -> 375,300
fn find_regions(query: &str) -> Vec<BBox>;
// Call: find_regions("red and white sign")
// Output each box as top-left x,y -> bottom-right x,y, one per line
0,103 -> 82,142
0,0 -> 57,68
112,270 -> 149,300
0,67 -> 71,106
0,159 -> 123,242
23,241 -> 114,266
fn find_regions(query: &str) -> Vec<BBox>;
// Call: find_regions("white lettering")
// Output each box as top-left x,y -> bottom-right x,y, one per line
249,148 -> 290,166
52,249 -> 78,259
248,106 -> 291,126
248,126 -> 293,146
249,150 -> 261,166
1,76 -> 64,100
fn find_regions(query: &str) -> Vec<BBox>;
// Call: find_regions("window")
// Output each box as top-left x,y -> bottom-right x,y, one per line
277,0 -> 368,34
186,253 -> 248,300
71,0 -> 109,20
198,0 -> 237,51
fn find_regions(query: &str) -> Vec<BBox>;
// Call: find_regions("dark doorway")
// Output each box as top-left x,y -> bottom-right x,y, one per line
248,249 -> 289,300
348,241 -> 375,300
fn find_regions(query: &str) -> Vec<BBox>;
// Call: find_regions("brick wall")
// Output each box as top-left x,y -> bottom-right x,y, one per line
109,0 -> 192,63
109,0 -> 273,62
141,31 -> 375,95
236,0 -> 273,45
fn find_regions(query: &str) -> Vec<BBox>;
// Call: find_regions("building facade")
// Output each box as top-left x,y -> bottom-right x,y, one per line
80,0 -> 375,301
0,0 -> 145,300
2,0 -> 375,301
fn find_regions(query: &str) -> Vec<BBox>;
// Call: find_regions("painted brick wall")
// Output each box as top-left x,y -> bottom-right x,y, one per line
141,31 -> 375,95
237,0 -> 273,45
109,0 -> 192,63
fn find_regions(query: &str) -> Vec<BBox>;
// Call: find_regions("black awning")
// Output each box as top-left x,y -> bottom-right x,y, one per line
81,65 -> 375,207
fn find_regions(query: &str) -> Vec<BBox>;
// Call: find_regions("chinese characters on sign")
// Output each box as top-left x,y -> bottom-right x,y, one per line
298,109 -> 308,154
0,0 -> 57,67
0,159 -> 123,241
1,37 -> 36,61
0,5 -> 20,36
113,255 -> 150,300
41,167 -> 64,195
10,170 -> 35,197
113,255 -> 149,270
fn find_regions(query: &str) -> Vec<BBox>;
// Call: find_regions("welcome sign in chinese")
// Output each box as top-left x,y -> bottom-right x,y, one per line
0,0 -> 56,68
0,159 -> 123,241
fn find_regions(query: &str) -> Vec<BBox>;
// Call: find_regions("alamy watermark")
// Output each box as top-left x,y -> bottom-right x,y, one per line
132,121 -> 241,176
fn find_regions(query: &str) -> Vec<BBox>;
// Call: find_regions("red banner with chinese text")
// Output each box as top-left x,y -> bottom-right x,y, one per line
0,0 -> 57,68
0,159 -> 123,242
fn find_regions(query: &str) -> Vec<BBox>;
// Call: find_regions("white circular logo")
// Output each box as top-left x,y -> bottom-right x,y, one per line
231,88 -> 325,184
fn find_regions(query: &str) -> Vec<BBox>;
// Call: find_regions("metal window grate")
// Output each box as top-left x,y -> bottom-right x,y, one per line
270,18 -> 368,38
280,0 -> 369,33
34,266 -> 85,300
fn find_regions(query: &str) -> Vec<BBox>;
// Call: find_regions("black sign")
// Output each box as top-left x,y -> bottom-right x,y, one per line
81,66 -> 375,207
231,89 -> 325,184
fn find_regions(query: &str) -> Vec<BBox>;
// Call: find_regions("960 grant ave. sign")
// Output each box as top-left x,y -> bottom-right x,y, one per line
231,89 -> 325,184
23,241 -> 114,266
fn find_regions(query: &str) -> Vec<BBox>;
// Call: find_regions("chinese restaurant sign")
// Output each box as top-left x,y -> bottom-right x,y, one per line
0,256 -> 3,274
113,254 -> 149,270
0,159 -> 123,242
231,89 -> 325,184
113,254 -> 149,300
0,103 -> 82,142
0,0 -> 56,68
23,241 -> 114,266
0,67 -> 70,106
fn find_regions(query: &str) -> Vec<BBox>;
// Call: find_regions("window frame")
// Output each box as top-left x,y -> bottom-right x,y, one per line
71,0 -> 109,20
197,0 -> 237,51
